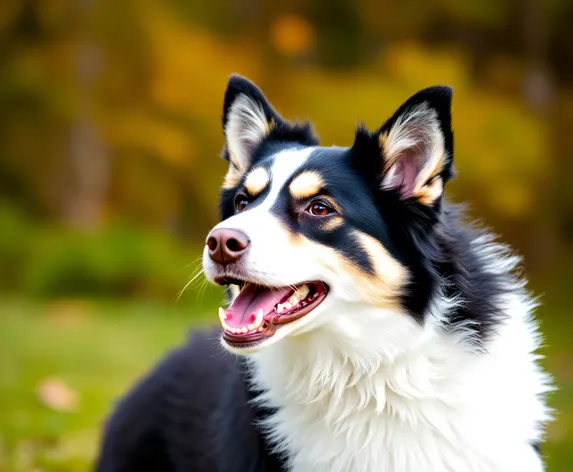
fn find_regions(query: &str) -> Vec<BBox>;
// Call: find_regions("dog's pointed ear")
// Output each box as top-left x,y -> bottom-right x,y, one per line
221,75 -> 280,188
222,75 -> 278,170
221,75 -> 319,190
368,86 -> 454,206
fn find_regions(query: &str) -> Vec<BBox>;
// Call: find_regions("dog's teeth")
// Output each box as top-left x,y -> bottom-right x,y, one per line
298,285 -> 310,299
276,304 -> 284,313
284,301 -> 292,310
258,327 -> 264,332
218,307 -> 227,323
229,327 -> 236,334
254,308 -> 264,328
241,327 -> 248,334
248,323 -> 255,330
288,294 -> 299,306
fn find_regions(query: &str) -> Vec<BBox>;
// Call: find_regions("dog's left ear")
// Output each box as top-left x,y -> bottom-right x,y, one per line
372,86 -> 454,206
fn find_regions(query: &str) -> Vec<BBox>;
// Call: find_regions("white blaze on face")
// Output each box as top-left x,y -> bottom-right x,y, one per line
203,146 -> 317,287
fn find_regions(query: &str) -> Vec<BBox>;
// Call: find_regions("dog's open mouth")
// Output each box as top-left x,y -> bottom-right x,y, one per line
217,281 -> 328,347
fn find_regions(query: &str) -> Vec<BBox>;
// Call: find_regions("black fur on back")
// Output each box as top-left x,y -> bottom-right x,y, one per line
433,204 -> 522,340
94,329 -> 286,472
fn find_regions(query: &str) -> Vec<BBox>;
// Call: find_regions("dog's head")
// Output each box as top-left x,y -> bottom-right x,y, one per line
203,75 -> 454,353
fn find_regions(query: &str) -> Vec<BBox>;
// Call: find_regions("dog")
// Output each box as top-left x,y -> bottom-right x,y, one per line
95,75 -> 553,472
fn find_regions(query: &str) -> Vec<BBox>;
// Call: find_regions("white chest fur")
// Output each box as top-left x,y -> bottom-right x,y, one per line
248,296 -> 552,472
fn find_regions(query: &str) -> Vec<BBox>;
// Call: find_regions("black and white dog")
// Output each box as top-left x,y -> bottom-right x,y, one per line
95,75 -> 553,472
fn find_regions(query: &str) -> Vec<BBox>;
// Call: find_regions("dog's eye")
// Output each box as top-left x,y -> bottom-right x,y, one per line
307,200 -> 335,217
235,195 -> 251,212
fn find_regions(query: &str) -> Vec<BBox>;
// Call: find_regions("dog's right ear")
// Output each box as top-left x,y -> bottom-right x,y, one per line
221,75 -> 318,189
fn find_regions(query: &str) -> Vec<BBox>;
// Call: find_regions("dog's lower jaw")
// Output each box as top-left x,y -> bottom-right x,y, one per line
247,296 -> 552,472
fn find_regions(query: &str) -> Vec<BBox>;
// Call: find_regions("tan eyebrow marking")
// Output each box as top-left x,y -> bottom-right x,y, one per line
244,167 -> 270,195
289,171 -> 325,199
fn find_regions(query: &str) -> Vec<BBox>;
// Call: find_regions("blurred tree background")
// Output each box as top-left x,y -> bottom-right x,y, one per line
0,0 -> 572,470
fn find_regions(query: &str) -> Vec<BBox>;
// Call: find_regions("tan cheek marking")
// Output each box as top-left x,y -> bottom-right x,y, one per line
284,226 -> 407,309
289,171 -> 325,199
355,232 -> 408,295
245,167 -> 270,196
314,231 -> 407,309
323,243 -> 405,309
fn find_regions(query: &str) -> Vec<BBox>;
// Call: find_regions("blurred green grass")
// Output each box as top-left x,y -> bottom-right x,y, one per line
0,298 -> 571,471
0,297 -> 217,471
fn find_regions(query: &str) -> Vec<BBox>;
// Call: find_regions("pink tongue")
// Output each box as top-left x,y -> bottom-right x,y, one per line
225,284 -> 292,328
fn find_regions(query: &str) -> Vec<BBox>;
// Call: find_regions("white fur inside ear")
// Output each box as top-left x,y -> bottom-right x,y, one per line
225,94 -> 270,171
381,103 -> 445,201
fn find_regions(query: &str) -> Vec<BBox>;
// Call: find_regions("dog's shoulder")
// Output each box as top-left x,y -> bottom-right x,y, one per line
95,328 -> 285,472
93,328 -> 226,470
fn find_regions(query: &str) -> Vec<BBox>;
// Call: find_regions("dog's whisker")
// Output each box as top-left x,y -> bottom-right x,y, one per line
177,268 -> 206,302
178,256 -> 204,273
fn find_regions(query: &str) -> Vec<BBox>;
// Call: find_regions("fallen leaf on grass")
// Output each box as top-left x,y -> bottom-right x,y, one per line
36,378 -> 79,412
45,299 -> 92,327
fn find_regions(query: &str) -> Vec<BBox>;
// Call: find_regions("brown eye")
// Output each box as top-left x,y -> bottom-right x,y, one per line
235,195 -> 250,212
307,200 -> 334,217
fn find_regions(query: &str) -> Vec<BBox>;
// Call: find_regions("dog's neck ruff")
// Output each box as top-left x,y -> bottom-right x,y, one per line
248,285 -> 552,472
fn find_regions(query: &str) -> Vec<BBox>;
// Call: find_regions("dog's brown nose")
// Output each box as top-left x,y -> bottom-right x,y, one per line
206,228 -> 250,264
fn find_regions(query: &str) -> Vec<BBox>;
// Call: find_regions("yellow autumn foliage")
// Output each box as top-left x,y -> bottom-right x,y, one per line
0,0 -> 563,236
270,14 -> 316,57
